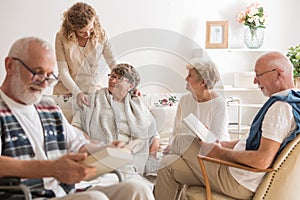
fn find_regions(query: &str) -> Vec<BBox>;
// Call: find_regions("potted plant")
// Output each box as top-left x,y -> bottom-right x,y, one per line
287,44 -> 300,87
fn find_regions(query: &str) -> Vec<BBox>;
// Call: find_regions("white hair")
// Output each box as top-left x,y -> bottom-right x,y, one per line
8,36 -> 54,59
186,58 -> 220,89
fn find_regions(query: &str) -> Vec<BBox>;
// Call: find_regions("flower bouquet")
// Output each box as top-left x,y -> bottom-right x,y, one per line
236,2 -> 266,48
236,2 -> 266,30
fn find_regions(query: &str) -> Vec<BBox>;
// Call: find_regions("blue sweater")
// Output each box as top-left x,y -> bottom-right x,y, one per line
246,90 -> 300,159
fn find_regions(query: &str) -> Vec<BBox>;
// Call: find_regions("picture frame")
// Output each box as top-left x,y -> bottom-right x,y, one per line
205,21 -> 228,49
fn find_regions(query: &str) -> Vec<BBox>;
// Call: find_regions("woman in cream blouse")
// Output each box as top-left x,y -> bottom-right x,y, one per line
53,2 -> 117,120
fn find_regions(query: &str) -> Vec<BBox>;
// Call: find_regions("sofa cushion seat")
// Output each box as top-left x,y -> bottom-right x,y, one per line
186,185 -> 236,200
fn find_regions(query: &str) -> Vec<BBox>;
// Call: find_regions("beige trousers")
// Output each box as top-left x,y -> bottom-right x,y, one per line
51,179 -> 154,200
154,134 -> 253,200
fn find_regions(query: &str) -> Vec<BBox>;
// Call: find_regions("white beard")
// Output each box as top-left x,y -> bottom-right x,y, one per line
12,71 -> 44,105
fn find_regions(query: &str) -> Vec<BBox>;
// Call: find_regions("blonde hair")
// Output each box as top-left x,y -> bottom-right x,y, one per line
60,2 -> 105,42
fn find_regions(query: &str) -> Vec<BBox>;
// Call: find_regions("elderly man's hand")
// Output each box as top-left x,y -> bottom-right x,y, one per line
53,153 -> 96,184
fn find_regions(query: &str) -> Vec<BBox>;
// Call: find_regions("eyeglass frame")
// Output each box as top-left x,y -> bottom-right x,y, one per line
108,73 -> 125,82
255,68 -> 278,79
12,57 -> 58,87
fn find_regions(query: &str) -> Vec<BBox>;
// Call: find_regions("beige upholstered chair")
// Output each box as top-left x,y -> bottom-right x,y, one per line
185,134 -> 300,200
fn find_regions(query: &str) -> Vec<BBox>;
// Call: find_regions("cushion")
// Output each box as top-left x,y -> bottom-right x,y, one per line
150,106 -> 177,137
186,186 -> 236,200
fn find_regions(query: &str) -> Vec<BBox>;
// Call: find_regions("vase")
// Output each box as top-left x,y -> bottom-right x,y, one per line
243,26 -> 264,49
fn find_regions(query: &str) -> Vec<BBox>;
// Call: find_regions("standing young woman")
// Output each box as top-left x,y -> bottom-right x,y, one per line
53,2 -> 117,120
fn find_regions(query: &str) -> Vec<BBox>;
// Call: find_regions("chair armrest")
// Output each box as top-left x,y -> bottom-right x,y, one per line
198,155 -> 274,172
196,155 -> 273,200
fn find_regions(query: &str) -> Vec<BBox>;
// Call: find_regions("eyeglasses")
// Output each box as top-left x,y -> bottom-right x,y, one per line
12,57 -> 58,87
108,74 -> 124,82
255,68 -> 277,79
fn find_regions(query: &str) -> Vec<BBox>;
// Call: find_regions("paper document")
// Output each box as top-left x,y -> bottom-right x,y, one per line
183,113 -> 217,143
81,146 -> 133,181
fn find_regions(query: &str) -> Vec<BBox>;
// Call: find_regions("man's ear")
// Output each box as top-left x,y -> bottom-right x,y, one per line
5,57 -> 13,73
277,68 -> 284,78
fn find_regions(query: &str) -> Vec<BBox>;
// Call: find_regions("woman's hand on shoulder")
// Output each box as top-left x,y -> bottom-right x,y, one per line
133,88 -> 142,97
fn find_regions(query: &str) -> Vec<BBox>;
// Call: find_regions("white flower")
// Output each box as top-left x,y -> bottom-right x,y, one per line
236,2 -> 266,29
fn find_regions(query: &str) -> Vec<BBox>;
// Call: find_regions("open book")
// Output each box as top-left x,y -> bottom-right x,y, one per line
81,145 -> 135,181
183,113 -> 217,143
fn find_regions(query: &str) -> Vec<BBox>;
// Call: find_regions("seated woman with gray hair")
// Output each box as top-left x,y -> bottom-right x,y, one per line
164,58 -> 230,155
72,63 -> 160,176
173,58 -> 230,139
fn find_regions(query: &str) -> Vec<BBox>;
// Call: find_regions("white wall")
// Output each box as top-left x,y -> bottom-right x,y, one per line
0,0 -> 299,88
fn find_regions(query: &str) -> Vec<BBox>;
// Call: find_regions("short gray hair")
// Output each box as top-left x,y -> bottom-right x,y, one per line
8,36 -> 54,60
186,58 -> 220,89
111,63 -> 140,93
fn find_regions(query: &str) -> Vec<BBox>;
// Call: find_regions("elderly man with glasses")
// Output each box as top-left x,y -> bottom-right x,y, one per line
0,37 -> 154,200
155,51 -> 300,200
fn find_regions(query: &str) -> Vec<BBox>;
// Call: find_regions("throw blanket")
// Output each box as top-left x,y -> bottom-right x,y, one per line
80,88 -> 158,173
246,90 -> 300,159
81,88 -> 158,142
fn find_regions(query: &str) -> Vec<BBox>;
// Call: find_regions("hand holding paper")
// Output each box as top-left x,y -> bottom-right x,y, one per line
183,113 -> 217,143
81,146 -> 133,181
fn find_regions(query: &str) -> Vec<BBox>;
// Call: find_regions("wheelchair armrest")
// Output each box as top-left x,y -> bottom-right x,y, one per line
0,177 -> 32,200
0,177 -> 21,186
111,170 -> 124,182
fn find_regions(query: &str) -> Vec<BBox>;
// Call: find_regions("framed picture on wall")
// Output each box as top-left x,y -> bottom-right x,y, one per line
205,21 -> 228,49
